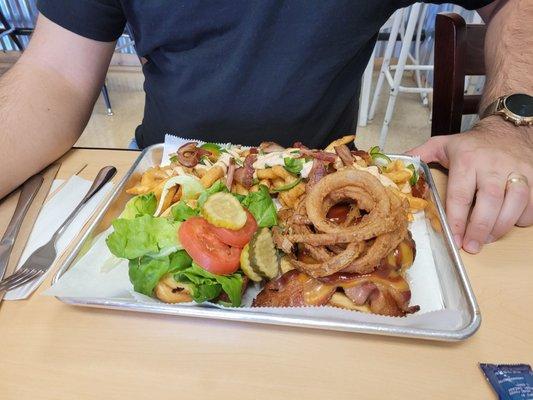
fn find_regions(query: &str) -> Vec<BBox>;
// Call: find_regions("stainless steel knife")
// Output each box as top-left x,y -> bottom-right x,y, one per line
0,174 -> 44,282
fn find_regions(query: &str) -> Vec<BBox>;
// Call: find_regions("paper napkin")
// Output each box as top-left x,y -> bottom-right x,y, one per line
4,175 -> 113,300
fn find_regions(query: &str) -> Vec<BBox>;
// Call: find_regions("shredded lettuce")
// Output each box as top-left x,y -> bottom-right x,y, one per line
106,215 -> 181,260
241,185 -> 278,228
119,193 -> 157,219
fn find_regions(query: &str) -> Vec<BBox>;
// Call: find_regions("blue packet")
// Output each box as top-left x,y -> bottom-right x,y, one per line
480,363 -> 533,400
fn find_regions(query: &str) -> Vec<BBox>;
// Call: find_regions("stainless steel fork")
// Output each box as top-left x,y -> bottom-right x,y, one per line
0,166 -> 117,292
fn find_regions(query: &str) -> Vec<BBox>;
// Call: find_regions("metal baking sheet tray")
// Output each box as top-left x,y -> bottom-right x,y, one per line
52,144 -> 481,341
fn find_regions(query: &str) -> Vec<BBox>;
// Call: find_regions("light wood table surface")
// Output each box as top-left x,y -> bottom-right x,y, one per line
0,148 -> 531,400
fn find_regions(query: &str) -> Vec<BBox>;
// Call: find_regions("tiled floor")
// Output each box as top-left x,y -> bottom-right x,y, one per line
76,68 -> 432,152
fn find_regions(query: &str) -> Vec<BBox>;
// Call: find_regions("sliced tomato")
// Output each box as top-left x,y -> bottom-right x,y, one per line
326,203 -> 351,224
178,217 -> 241,275
209,211 -> 258,248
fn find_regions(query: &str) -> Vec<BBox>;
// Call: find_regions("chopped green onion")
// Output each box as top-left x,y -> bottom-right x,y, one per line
272,178 -> 302,192
283,157 -> 304,175
169,155 -> 178,163
369,146 -> 391,165
200,143 -> 222,160
407,164 -> 419,185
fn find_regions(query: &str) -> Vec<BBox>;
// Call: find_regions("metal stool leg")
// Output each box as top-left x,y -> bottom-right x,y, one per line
368,8 -> 404,121
379,3 -> 421,149
358,47 -> 375,127
101,83 -> 113,116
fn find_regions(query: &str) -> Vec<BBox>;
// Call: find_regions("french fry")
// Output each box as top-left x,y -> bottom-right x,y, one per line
272,178 -> 286,188
195,167 -> 207,178
406,195 -> 428,211
161,166 -> 174,177
384,159 -> 406,173
200,166 -> 224,188
128,166 -> 172,195
272,165 -> 294,181
160,206 -> 173,218
257,168 -> 277,180
426,201 -> 443,232
171,187 -> 182,203
233,182 -> 249,196
284,182 -> 306,208
278,192 -> 291,208
324,135 -> 356,152
160,186 -> 177,213
384,169 -> 412,184
391,188 -> 427,212
126,184 -> 152,195
152,180 -> 167,201
152,167 -> 171,180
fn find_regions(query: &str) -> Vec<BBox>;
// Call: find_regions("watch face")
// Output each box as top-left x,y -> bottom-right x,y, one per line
504,93 -> 533,117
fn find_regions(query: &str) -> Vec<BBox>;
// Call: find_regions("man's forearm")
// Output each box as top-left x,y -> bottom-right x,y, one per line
0,62 -> 95,198
480,0 -> 533,112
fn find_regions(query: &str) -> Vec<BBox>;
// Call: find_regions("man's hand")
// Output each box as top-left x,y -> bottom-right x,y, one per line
407,117 -> 533,254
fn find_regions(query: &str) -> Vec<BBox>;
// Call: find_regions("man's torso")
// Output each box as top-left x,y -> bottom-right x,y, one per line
124,1 -> 404,147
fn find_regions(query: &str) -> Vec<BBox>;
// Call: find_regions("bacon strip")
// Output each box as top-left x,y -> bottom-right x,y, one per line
258,142 -> 285,153
225,158 -> 236,190
334,144 -> 354,166
306,159 -> 327,191
233,153 -> 257,189
299,148 -> 337,163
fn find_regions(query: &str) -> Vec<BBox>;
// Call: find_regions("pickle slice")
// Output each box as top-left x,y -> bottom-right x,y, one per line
201,192 -> 247,230
239,244 -> 262,282
249,228 -> 280,279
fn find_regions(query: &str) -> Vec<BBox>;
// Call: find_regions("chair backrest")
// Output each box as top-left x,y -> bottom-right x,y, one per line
431,13 -> 487,136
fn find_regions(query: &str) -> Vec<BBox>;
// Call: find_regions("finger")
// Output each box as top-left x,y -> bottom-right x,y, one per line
516,187 -> 533,227
446,161 -> 476,248
463,172 -> 506,253
488,179 -> 529,241
405,136 -> 450,166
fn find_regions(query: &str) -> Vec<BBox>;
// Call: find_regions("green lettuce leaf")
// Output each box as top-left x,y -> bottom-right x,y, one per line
197,179 -> 228,208
128,250 -> 192,296
283,157 -> 304,175
169,250 -> 193,271
241,185 -> 278,227
171,200 -> 199,221
128,256 -> 169,296
174,263 -> 243,306
106,215 -> 181,260
119,193 -> 157,219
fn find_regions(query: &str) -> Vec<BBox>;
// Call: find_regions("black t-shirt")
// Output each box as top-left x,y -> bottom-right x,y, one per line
38,0 -> 491,148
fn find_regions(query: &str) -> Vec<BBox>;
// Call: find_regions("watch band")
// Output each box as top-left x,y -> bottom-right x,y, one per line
479,97 -> 503,120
